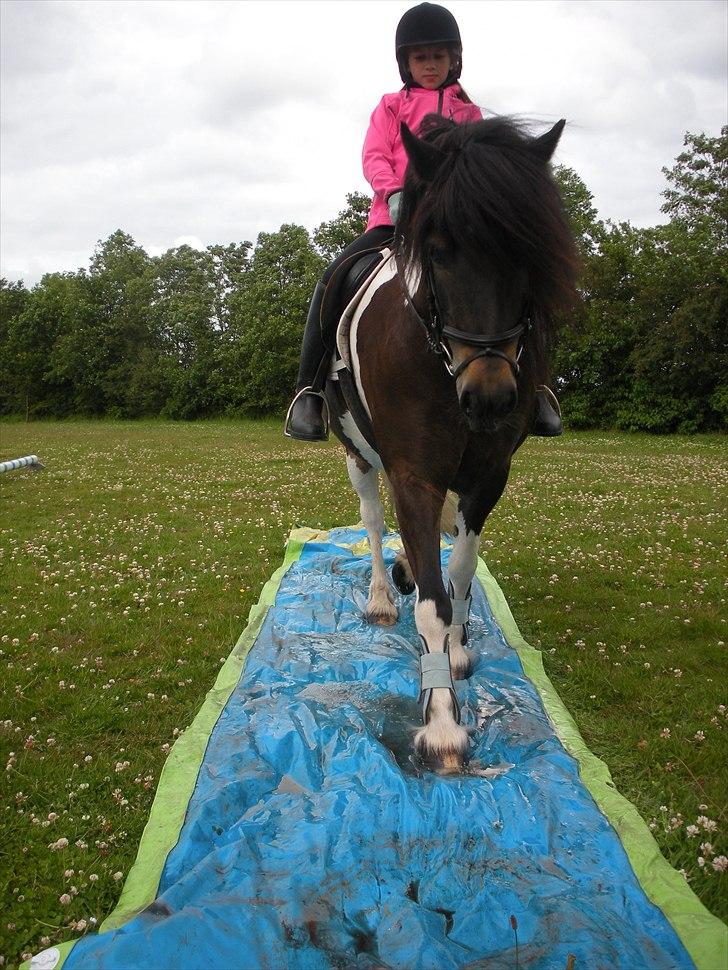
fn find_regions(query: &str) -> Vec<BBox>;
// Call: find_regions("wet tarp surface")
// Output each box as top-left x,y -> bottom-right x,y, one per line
63,528 -> 697,969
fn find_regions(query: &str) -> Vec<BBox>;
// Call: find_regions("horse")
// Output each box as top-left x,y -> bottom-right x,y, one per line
326,115 -> 579,772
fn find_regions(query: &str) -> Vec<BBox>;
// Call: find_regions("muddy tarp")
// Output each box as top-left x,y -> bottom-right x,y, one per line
31,528 -> 726,970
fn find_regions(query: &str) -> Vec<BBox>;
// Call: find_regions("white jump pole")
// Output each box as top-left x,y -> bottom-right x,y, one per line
0,455 -> 45,474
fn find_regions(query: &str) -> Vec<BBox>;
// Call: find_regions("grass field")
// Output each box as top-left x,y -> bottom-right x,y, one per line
1,420 -> 726,966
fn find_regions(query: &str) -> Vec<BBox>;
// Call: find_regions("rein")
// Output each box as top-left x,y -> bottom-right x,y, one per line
396,254 -> 531,381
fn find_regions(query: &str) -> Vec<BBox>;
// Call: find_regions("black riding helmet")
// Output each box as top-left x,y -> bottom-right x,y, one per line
395,2 -> 463,85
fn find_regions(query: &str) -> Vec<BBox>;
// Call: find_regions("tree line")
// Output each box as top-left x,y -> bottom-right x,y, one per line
1,128 -> 725,432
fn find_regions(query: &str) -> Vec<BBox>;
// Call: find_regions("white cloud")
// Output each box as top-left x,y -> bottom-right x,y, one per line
1,0 -> 726,285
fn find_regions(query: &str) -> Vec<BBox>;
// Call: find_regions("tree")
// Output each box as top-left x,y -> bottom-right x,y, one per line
207,241 -> 252,335
554,221 -> 644,428
553,131 -> 727,433
619,221 -> 727,433
0,279 -> 30,413
149,245 -> 220,419
620,127 -> 728,432
83,231 -> 157,416
221,225 -> 325,414
553,166 -> 606,260
4,272 -> 93,416
313,192 -> 371,262
661,127 -> 727,235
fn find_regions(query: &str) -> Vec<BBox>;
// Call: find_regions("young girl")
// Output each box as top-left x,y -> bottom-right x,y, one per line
285,1 -> 561,440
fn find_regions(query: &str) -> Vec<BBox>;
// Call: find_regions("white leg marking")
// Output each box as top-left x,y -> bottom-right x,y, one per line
346,456 -> 397,625
414,598 -> 468,769
447,510 -> 480,679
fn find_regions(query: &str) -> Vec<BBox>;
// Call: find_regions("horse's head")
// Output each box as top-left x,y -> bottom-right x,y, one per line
398,116 -> 579,433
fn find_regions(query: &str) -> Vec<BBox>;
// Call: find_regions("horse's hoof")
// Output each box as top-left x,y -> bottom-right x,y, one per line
450,658 -> 472,680
365,605 -> 398,626
392,559 -> 415,595
438,751 -> 465,775
449,644 -> 473,680
414,725 -> 468,774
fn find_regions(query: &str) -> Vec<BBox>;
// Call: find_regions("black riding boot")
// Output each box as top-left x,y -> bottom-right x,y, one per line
284,282 -> 330,441
532,385 -> 563,437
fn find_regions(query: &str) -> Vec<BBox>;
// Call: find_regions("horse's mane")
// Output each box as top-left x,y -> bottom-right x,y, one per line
397,115 -> 580,327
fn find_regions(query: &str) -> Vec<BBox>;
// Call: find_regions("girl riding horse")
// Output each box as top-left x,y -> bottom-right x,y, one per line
285,1 -> 563,443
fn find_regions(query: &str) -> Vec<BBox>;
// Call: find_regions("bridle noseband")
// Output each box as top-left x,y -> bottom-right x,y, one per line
396,254 -> 531,381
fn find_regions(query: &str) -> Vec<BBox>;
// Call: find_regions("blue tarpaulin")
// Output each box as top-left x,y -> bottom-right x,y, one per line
31,528 -> 726,970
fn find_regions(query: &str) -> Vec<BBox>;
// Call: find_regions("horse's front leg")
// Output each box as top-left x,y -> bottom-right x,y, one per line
446,504 -> 481,680
392,478 -> 468,771
448,474 -> 510,677
346,454 -> 397,625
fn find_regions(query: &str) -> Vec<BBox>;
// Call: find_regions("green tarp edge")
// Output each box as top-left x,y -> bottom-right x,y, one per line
30,531 -> 309,970
474,557 -> 728,970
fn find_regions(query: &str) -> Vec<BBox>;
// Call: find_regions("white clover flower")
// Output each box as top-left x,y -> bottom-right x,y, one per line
697,816 -> 718,833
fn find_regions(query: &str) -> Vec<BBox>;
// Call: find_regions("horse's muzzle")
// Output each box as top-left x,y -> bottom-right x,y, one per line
459,383 -> 518,432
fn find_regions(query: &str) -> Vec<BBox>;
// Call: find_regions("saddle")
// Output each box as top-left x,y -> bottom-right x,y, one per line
323,247 -> 396,462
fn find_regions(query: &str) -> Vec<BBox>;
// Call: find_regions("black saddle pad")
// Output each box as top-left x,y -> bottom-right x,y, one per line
320,250 -> 387,351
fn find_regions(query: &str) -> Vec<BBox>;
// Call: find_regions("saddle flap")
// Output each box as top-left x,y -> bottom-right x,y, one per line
335,248 -> 394,370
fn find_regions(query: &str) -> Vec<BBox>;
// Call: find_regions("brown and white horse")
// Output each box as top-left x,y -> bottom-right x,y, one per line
327,116 -> 579,771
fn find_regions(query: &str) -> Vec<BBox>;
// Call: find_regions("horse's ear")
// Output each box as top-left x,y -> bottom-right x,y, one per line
401,122 -> 446,181
533,119 -> 566,161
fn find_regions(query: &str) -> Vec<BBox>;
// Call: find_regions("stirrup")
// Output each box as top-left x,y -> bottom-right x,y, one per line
537,384 -> 561,416
418,635 -> 461,725
283,387 -> 330,440
532,384 -> 562,437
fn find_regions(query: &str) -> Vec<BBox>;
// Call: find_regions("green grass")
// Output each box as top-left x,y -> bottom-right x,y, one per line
0,421 -> 726,966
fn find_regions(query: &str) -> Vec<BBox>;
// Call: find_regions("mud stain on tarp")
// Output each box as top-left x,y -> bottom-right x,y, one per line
434,907 -> 455,935
350,927 -> 377,955
143,900 -> 173,919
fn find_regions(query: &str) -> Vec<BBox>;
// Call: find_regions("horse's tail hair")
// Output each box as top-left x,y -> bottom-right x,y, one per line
440,490 -> 458,537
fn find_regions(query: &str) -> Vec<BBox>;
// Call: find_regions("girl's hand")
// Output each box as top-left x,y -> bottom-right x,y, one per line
387,191 -> 403,224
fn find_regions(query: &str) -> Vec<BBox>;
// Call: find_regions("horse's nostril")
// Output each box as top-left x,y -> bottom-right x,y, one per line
460,388 -> 487,421
459,384 -> 518,426
501,387 -> 518,414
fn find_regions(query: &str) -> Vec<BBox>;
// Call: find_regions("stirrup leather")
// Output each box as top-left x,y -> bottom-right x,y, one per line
283,386 -> 330,439
419,635 -> 461,725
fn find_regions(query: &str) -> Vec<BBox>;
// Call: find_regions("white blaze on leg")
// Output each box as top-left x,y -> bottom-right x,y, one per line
346,455 -> 397,625
414,596 -> 468,768
447,510 -> 480,679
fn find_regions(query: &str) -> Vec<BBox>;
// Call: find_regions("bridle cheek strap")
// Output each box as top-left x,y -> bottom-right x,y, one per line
396,254 -> 528,382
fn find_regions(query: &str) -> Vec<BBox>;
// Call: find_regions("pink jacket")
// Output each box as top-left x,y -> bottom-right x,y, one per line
362,83 -> 483,230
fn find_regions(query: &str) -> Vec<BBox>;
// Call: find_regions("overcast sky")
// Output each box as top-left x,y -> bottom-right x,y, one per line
1,0 -> 726,286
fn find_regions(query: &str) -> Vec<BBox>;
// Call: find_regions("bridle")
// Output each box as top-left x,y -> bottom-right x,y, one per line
396,254 -> 532,381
